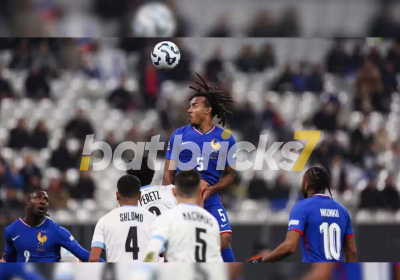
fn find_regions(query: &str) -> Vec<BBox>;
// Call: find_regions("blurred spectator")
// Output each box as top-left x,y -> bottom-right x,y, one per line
381,62 -> 398,95
50,139 -> 74,171
329,155 -> 348,193
60,38 -> 82,71
9,0 -> 47,37
269,174 -> 291,210
325,41 -> 348,75
20,153 -> 42,193
229,102 -> 260,144
47,178 -> 69,210
70,171 -> 95,200
7,118 -> 30,150
81,53 -> 101,79
248,173 -> 269,199
29,119 -> 49,150
367,46 -> 384,71
64,109 -> 95,140
310,140 -> 331,170
271,64 -> 294,92
205,47 -> 224,83
235,45 -> 258,73
0,162 -> 24,211
348,45 -> 365,74
256,43 -> 276,71
247,10 -> 278,37
380,176 -> 400,211
107,76 -> 133,111
0,66 -> 13,100
279,8 -> 300,37
104,131 -> 119,154
359,179 -> 381,209
312,101 -> 338,132
207,13 -> 232,37
9,40 -> 32,69
261,101 -> 284,131
291,62 -> 309,92
355,60 -> 383,112
24,67 -> 50,100
374,127 -> 391,152
368,10 -> 400,38
306,64 -> 324,93
387,40 -> 400,73
32,41 -> 58,78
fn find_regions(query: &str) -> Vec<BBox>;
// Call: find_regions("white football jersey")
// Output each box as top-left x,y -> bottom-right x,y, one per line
139,185 -> 177,216
149,203 -> 223,262
92,205 -> 157,262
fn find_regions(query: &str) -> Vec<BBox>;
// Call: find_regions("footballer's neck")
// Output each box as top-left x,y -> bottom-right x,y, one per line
24,214 -> 46,227
119,198 -> 139,208
197,119 -> 214,134
177,197 -> 200,206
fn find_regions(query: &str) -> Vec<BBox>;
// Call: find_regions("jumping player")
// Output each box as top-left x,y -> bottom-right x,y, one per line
163,73 -> 236,262
252,167 -> 357,262
4,189 -> 100,262
125,155 -> 177,216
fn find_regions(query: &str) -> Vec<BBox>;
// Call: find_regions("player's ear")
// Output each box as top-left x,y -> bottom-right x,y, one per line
305,181 -> 309,190
138,191 -> 141,201
172,187 -> 177,197
116,192 -> 119,201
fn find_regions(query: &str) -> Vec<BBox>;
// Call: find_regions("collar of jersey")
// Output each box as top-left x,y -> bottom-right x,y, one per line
141,184 -> 151,190
313,194 -> 330,198
120,205 -> 138,208
181,203 -> 197,206
19,217 -> 47,227
192,125 -> 216,135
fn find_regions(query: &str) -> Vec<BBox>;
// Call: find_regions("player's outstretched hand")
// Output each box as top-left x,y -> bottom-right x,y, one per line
247,249 -> 271,263
0,253 -> 6,262
199,180 -> 211,206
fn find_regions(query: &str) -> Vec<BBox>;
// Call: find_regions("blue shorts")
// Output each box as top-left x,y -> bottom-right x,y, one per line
205,204 -> 232,234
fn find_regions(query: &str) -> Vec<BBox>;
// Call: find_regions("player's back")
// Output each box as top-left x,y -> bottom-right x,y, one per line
139,184 -> 176,216
93,206 -> 156,262
156,204 -> 222,262
290,194 -> 353,262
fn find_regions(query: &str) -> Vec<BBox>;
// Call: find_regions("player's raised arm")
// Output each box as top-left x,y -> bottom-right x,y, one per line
56,225 -> 104,262
4,228 -> 17,262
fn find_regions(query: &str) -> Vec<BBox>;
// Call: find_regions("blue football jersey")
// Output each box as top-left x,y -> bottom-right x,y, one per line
332,263 -> 396,280
288,194 -> 354,262
0,264 -> 47,280
4,217 -> 90,262
166,125 -> 236,207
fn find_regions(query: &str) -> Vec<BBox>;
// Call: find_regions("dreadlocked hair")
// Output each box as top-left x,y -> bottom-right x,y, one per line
188,72 -> 233,127
305,167 -> 332,197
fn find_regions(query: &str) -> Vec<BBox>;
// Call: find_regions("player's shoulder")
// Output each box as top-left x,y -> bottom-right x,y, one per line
173,125 -> 191,135
5,219 -> 22,235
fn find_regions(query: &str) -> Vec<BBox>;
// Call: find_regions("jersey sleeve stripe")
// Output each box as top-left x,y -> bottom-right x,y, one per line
91,241 -> 106,249
345,233 -> 354,238
290,228 -> 303,236
220,230 -> 232,234
151,235 -> 167,243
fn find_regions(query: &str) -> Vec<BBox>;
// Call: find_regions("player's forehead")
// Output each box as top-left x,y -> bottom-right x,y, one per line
190,96 -> 206,106
31,191 -> 49,199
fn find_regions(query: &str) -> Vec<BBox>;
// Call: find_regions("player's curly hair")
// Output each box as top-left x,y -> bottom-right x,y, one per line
305,167 -> 332,197
188,73 -> 233,127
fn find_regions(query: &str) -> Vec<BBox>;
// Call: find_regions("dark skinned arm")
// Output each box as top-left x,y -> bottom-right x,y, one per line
203,165 -> 236,200
343,235 -> 357,262
300,263 -> 334,280
163,159 -> 177,185
89,247 -> 103,262
261,230 -> 301,262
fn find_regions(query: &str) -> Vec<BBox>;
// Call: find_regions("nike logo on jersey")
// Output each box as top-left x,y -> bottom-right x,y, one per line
181,142 -> 192,145
12,235 -> 20,241
221,223 -> 228,227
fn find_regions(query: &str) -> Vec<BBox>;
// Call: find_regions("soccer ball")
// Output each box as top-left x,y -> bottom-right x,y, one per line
151,41 -> 181,70
132,3 -> 176,37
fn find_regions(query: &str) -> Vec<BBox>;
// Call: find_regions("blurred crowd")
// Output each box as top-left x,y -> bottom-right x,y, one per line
0,38 -> 400,224
0,0 -> 399,37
